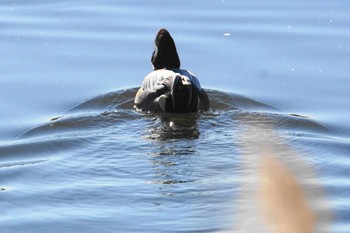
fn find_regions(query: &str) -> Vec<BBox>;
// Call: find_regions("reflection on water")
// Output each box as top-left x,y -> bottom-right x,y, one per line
148,143 -> 198,188
145,113 -> 199,141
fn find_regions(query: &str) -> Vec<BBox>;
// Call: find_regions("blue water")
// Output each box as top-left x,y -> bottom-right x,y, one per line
1,1 -> 350,232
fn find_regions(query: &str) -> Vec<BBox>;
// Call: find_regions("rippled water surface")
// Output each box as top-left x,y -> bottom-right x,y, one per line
1,1 -> 350,233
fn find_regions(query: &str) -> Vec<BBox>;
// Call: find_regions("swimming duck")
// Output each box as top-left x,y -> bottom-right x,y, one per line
134,28 -> 210,113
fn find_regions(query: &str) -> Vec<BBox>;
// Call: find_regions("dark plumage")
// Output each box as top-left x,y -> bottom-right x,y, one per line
151,28 -> 180,70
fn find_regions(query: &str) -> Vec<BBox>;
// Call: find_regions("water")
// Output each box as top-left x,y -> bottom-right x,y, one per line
1,1 -> 350,232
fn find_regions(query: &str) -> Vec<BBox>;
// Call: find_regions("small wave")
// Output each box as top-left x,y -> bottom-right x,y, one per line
207,89 -> 279,112
0,159 -> 49,169
63,88 -> 136,113
11,88 -> 335,143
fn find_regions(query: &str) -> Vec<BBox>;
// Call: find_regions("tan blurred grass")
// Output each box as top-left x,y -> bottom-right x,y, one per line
260,153 -> 315,233
232,122 -> 331,233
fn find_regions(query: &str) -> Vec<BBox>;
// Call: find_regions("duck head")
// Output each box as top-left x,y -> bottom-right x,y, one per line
151,28 -> 181,70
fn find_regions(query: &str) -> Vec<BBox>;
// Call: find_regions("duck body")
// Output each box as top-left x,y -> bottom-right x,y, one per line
134,29 -> 209,113
135,68 -> 209,113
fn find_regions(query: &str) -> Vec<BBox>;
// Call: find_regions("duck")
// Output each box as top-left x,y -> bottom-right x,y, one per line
134,28 -> 210,113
